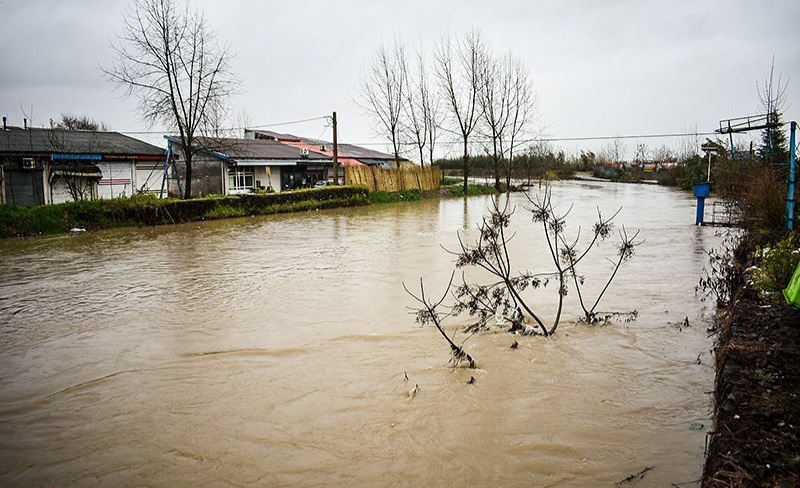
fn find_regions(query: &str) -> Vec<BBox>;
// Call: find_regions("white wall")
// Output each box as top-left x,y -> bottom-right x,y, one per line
98,162 -> 134,199
135,161 -> 167,195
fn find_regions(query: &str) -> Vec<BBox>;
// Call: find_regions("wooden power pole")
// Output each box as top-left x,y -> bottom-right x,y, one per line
332,111 -> 339,185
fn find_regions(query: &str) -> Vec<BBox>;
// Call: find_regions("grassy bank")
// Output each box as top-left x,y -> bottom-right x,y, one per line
440,177 -> 502,197
0,186 -> 370,237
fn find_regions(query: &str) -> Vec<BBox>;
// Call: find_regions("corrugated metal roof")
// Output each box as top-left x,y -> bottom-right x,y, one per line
247,129 -> 402,162
0,128 -> 165,156
195,137 -> 331,161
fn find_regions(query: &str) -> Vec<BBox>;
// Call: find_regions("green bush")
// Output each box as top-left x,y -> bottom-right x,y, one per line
752,233 -> 800,293
0,185 -> 372,237
446,183 -> 498,197
205,205 -> 246,219
368,191 -> 396,204
441,176 -> 460,185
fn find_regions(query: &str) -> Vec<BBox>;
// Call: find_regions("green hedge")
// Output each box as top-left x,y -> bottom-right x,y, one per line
445,183 -> 499,197
0,186 -> 370,237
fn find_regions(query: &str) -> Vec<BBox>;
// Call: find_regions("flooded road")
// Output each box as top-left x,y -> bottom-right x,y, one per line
0,181 -> 720,487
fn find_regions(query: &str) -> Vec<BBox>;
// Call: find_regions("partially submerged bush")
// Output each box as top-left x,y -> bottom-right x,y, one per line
406,187 -> 641,366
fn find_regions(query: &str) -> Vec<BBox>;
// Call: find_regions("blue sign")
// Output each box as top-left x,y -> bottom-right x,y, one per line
50,153 -> 102,161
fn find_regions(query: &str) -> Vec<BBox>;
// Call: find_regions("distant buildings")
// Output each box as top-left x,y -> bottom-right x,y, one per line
1,122 -> 410,206
168,130 -> 409,197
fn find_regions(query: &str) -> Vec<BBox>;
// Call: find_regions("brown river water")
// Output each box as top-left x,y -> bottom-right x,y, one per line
0,181 -> 721,487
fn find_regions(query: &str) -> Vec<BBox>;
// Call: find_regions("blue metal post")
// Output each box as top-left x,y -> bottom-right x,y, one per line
787,121 -> 797,230
696,197 -> 706,226
694,182 -> 710,226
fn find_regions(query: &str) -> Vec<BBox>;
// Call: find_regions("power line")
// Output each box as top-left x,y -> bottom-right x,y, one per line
339,130 -> 720,147
116,115 -> 329,135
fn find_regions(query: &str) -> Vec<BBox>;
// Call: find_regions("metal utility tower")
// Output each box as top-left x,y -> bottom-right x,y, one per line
716,113 -> 796,230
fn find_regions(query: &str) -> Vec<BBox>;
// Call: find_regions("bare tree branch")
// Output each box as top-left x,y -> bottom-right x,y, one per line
103,0 -> 238,199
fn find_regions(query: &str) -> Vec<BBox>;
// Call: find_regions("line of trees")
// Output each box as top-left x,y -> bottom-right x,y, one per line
358,31 -> 537,192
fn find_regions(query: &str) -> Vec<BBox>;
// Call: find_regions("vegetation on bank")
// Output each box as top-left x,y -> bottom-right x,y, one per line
0,186 -> 370,238
0,178 -> 528,238
697,135 -> 800,485
434,150 -> 576,185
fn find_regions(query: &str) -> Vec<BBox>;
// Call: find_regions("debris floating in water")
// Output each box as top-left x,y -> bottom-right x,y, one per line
616,466 -> 654,485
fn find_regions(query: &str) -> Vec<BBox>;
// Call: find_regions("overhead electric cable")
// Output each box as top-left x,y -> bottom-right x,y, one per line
338,130 -> 720,147
116,115 -> 329,135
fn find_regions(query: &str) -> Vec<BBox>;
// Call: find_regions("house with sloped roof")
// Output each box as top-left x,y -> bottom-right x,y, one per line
166,136 -> 336,195
245,129 -> 412,169
0,124 -> 166,207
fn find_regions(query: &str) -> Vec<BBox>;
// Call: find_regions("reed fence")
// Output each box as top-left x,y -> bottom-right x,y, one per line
345,165 -> 440,192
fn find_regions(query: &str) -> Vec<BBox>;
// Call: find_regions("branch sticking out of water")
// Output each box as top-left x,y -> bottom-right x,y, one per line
616,466 -> 654,486
403,273 -> 477,368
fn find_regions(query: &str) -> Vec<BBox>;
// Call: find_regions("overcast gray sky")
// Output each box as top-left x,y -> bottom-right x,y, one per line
1,0 -> 798,160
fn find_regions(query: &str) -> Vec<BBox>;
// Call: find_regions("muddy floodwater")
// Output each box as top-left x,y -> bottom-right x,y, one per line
0,181 -> 721,487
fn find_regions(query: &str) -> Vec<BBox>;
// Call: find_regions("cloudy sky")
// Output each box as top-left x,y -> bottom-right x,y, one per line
1,0 -> 798,160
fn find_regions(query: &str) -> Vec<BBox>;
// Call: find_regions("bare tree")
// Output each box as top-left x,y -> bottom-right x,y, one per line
500,56 -> 535,189
104,0 -> 237,199
358,38 -> 407,168
421,59 -> 442,167
677,123 -> 701,162
652,145 -> 675,167
478,51 -> 512,190
435,30 -> 486,194
53,114 -> 110,131
600,137 -> 627,165
402,48 -> 428,166
633,143 -> 649,165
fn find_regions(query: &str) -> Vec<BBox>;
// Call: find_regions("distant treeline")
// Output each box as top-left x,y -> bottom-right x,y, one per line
433,150 -> 575,182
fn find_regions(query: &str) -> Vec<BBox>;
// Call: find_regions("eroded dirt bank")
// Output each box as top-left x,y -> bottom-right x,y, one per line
703,285 -> 800,487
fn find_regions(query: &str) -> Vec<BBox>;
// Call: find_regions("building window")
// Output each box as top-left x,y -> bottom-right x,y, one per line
228,167 -> 254,192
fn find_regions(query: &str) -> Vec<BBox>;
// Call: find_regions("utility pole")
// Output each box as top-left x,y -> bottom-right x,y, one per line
332,111 -> 339,185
